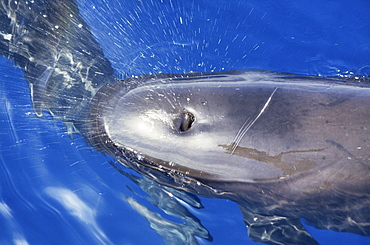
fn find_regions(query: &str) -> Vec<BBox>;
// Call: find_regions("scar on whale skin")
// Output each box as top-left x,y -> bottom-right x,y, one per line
220,144 -> 327,177
229,87 -> 278,154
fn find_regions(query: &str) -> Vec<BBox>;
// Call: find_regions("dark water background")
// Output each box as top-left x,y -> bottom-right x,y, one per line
0,0 -> 369,244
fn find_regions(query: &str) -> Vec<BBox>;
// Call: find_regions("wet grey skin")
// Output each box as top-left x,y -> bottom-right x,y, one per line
87,70 -> 370,244
1,1 -> 370,244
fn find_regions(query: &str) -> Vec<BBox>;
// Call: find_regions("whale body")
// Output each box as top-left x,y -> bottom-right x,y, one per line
1,0 -> 370,244
88,70 -> 370,244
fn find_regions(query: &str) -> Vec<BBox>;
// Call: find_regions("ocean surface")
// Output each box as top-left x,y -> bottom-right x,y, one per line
0,0 -> 369,244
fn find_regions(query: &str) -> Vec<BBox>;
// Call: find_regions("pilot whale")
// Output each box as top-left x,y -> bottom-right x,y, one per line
88,70 -> 370,244
1,0 -> 369,244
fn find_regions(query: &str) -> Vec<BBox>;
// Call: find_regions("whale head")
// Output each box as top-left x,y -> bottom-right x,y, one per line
88,69 -> 368,188
87,69 -> 370,195
87,69 -> 370,243
87,70 -> 298,184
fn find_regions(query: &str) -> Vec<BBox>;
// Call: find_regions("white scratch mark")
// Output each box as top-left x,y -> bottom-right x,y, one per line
230,87 -> 278,154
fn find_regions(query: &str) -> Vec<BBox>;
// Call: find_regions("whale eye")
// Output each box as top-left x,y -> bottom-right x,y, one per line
175,109 -> 195,133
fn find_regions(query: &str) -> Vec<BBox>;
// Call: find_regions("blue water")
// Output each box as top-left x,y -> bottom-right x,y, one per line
0,0 -> 369,244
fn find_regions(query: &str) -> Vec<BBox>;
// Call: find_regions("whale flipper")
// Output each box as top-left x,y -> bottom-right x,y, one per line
124,174 -> 213,244
239,205 -> 318,245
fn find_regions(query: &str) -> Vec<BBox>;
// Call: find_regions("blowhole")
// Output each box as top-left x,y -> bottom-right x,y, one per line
174,109 -> 195,133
